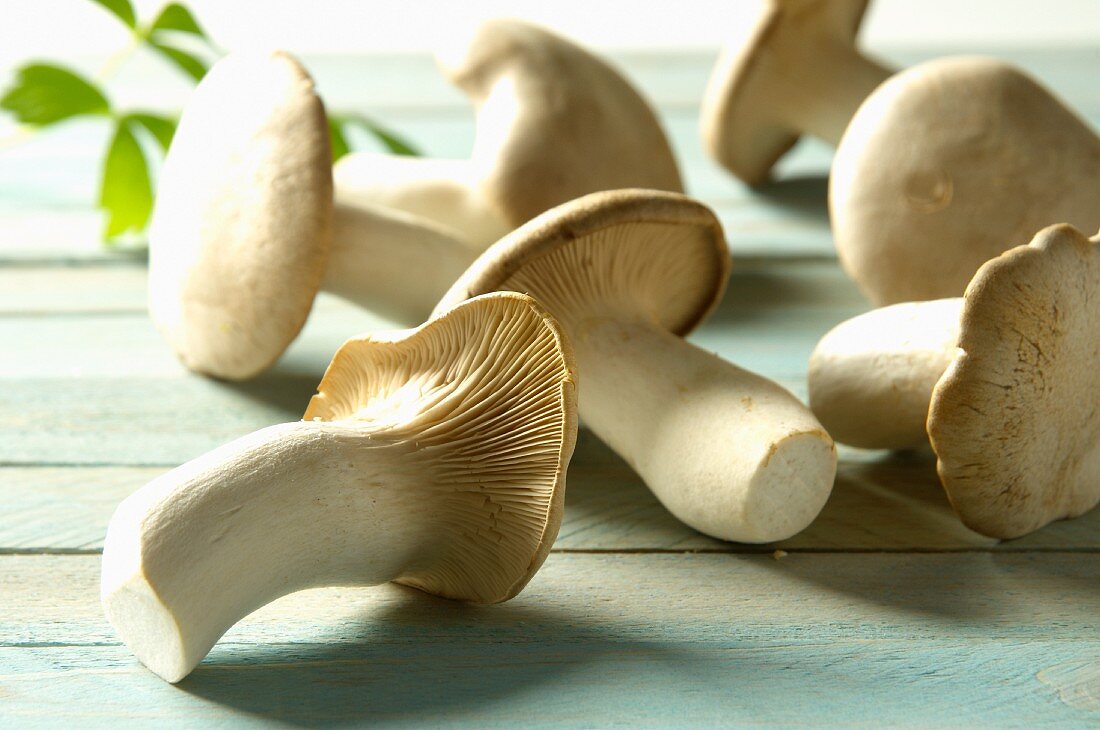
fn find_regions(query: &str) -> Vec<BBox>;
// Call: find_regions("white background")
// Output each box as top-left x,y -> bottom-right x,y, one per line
2,0 -> 1099,70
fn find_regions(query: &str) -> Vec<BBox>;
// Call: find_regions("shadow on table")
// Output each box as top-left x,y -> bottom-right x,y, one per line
757,450 -> 1100,620
178,591 -> 723,727
749,174 -> 830,225
209,365 -> 326,418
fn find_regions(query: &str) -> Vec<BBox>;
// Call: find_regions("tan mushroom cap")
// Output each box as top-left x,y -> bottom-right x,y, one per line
440,19 -> 684,227
148,51 -> 333,380
831,56 -> 1100,306
305,292 -> 578,603
929,225 -> 1100,539
700,0 -> 871,186
434,189 -> 728,335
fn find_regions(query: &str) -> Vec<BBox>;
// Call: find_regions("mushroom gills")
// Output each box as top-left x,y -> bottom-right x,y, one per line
102,293 -> 577,683
436,189 -> 838,543
810,225 -> 1100,538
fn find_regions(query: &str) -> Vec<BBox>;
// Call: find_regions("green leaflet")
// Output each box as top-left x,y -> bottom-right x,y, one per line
149,3 -> 206,36
328,117 -> 352,163
127,112 -> 178,152
89,0 -> 136,28
328,113 -> 421,161
0,64 -> 110,126
147,41 -> 207,82
99,119 -> 154,240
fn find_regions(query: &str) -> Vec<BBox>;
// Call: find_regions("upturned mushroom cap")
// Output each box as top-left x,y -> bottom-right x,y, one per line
436,190 -> 837,543
700,0 -> 872,185
435,189 -> 728,333
148,51 -> 333,380
831,56 -> 1100,305
444,19 -> 684,226
929,225 -> 1100,539
303,292 -> 578,601
336,19 -> 683,248
103,293 -> 578,682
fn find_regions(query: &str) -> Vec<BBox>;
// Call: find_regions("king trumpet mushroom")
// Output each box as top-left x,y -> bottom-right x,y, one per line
436,189 -> 837,543
334,18 -> 683,248
808,224 -> 1100,539
101,293 -> 579,683
831,56 -> 1100,305
150,50 -> 483,381
701,0 -> 893,185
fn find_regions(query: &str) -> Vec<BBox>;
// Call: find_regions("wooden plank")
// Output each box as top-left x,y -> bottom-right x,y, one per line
0,301 -> 854,381
0,261 -> 867,464
0,185 -> 840,265
0,266 -> 148,314
0,306 -> 843,465
5,439 -> 1099,553
16,48 -> 1098,115
5,48 -> 1099,263
0,554 -> 1097,727
5,641 -> 1096,728
0,259 -> 868,315
0,371 -> 811,466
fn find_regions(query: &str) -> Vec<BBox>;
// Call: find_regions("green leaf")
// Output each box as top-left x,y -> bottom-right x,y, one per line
127,112 -> 177,151
89,0 -> 136,28
149,3 -> 207,38
327,117 -> 351,163
331,113 -> 420,158
148,40 -> 207,82
0,63 -> 110,126
99,119 -> 153,239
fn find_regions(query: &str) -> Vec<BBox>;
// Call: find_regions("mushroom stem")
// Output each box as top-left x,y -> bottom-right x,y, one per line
808,299 -> 965,450
101,421 -> 441,684
322,201 -> 482,323
334,154 -> 512,249
787,44 -> 892,146
572,315 -> 837,543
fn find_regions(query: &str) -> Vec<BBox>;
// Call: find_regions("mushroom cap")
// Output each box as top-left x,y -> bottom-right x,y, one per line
700,0 -> 871,185
439,19 -> 684,226
929,224 -> 1100,539
434,189 -> 729,336
148,51 -> 333,380
831,56 -> 1100,306
305,292 -> 578,603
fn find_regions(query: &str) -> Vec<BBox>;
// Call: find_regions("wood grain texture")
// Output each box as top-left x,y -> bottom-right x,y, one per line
2,50 -> 1096,263
0,261 -> 864,465
5,440 -> 1100,553
1,554 -> 1097,727
3,47 -> 1099,728
0,258 -> 867,315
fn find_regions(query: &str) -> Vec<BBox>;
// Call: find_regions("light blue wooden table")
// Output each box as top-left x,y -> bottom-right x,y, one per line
1,47 -> 1098,727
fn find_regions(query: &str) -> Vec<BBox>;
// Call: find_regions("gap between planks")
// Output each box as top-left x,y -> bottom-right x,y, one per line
4,546 -> 1100,556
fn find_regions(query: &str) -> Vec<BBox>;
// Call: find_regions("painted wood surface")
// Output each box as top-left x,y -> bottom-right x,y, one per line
6,434 -> 1100,553
2,47 -> 1099,727
2,554 -> 1098,727
0,261 -> 860,466
2,49 -> 1098,263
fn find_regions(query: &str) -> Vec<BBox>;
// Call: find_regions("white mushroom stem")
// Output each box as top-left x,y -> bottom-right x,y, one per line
322,202 -> 482,324
787,45 -> 892,145
808,299 -> 965,450
572,315 -> 836,543
101,421 -> 442,684
335,155 -> 512,249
